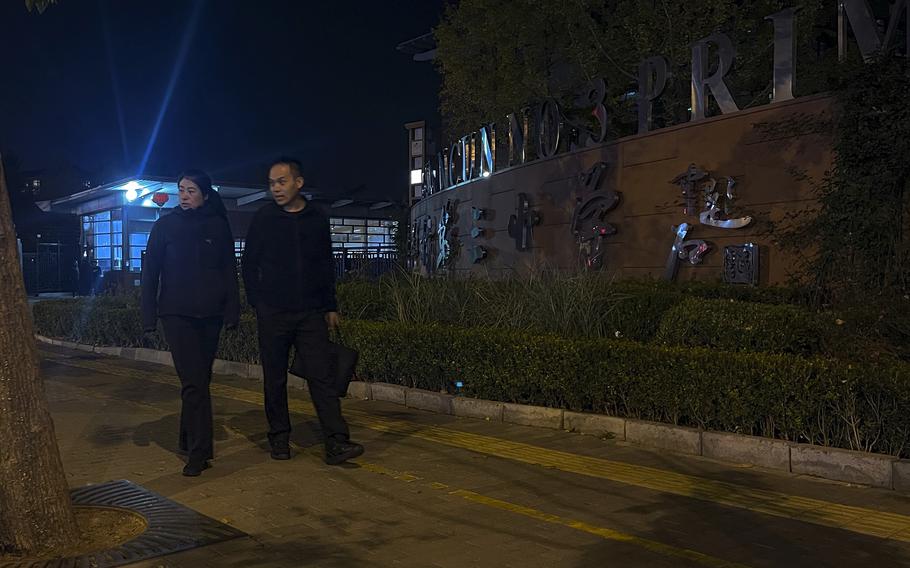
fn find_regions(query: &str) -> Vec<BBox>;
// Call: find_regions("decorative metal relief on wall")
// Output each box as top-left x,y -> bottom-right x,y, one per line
469,207 -> 488,263
469,246 -> 488,264
666,163 -> 754,281
571,162 -> 619,270
407,220 -> 420,271
671,164 -> 708,216
508,193 -> 540,251
723,244 -> 760,285
671,163 -> 753,229
417,214 -> 437,275
436,200 -> 459,270
699,177 -> 752,229
664,223 -> 711,281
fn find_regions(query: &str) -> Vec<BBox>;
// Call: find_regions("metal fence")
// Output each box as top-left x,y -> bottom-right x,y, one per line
21,243 -> 79,295
333,248 -> 399,280
44,246 -> 400,296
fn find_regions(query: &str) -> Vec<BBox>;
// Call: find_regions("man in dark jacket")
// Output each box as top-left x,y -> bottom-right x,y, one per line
242,157 -> 363,465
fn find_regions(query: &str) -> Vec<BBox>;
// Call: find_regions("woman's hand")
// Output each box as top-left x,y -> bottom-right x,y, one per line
325,311 -> 340,332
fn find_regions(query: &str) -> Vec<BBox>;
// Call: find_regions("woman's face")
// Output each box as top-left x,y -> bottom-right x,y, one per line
178,178 -> 207,210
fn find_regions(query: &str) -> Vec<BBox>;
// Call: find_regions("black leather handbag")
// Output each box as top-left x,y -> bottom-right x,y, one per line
289,331 -> 358,397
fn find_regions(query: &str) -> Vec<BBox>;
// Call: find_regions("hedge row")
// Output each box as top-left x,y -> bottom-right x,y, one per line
336,277 -> 909,362
345,321 -> 910,459
32,298 -> 910,458
655,297 -> 828,356
653,297 -> 909,361
31,300 -> 262,363
334,276 -> 808,343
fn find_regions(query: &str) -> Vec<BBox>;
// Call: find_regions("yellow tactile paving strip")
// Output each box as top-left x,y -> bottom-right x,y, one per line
356,455 -> 750,568
48,358 -> 748,568
42,350 -> 910,548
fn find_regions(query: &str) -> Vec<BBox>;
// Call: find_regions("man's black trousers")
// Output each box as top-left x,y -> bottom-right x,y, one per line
161,315 -> 222,462
256,308 -> 350,447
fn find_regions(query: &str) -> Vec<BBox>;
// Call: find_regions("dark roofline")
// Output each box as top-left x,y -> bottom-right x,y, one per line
43,173 -> 406,212
396,32 -> 436,55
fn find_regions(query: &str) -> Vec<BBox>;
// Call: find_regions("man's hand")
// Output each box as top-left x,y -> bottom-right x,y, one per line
325,311 -> 340,332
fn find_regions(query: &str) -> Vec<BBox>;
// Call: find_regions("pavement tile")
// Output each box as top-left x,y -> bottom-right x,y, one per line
31,345 -> 910,568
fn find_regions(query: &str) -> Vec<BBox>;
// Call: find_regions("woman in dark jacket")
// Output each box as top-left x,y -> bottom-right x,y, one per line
141,170 -> 240,476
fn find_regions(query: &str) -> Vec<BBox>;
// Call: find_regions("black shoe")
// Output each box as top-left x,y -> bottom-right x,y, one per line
270,445 -> 291,460
182,459 -> 211,477
178,448 -> 213,460
325,440 -> 364,465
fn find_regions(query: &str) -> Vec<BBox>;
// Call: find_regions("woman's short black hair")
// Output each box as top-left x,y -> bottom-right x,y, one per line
177,169 -> 226,217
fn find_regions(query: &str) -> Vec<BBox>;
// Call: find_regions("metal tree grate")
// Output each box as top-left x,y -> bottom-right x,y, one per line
1,479 -> 246,568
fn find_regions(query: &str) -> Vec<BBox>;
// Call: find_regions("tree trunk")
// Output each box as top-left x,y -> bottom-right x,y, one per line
0,155 -> 79,555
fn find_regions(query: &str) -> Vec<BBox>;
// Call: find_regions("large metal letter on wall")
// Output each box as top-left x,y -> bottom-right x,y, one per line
507,111 -> 526,166
691,32 -> 740,120
638,56 -> 669,133
537,99 -> 561,158
478,124 -> 495,177
839,0 -> 909,60
459,134 -> 472,183
447,144 -> 459,188
766,8 -> 798,103
583,78 -> 608,145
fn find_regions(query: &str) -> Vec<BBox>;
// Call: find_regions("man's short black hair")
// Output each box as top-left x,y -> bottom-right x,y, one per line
269,156 -> 303,180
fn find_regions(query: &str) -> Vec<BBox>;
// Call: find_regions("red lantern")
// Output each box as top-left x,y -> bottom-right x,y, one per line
151,192 -> 169,207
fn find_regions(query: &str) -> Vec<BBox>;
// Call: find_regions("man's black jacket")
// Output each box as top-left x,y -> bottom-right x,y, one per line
241,201 -> 337,313
141,205 -> 240,330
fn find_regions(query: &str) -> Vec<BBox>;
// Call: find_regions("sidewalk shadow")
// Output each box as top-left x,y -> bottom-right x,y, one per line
130,413 -> 232,458
216,540 -> 374,567
568,449 -> 910,567
224,408 -> 324,452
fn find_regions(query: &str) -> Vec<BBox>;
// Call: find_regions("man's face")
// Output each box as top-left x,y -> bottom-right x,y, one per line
268,164 -> 304,207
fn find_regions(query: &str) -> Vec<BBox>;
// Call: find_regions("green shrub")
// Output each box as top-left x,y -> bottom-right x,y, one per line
343,272 -> 666,339
37,276 -> 907,362
340,320 -> 910,458
33,298 -> 910,458
32,299 -> 148,348
671,280 -> 809,305
337,280 -> 391,320
214,314 -> 260,363
336,274 -> 810,342
652,297 -> 910,363
654,297 -> 826,356
825,299 -> 910,362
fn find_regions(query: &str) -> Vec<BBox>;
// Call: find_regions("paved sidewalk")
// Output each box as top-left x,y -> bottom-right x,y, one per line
39,344 -> 910,567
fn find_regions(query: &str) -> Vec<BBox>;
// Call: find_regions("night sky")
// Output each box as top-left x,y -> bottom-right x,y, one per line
1,0 -> 445,201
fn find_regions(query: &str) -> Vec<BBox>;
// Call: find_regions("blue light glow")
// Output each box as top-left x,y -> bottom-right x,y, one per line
136,1 -> 206,176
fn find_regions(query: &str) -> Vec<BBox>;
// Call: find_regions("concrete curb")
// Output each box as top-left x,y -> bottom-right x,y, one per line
564,411 -> 625,440
702,431 -> 792,472
894,460 -> 910,493
347,381 -> 372,400
626,420 -> 701,456
791,444 -> 895,489
503,403 -> 564,430
452,397 -> 504,422
370,383 -> 407,405
406,389 -> 454,415
36,335 -> 906,492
